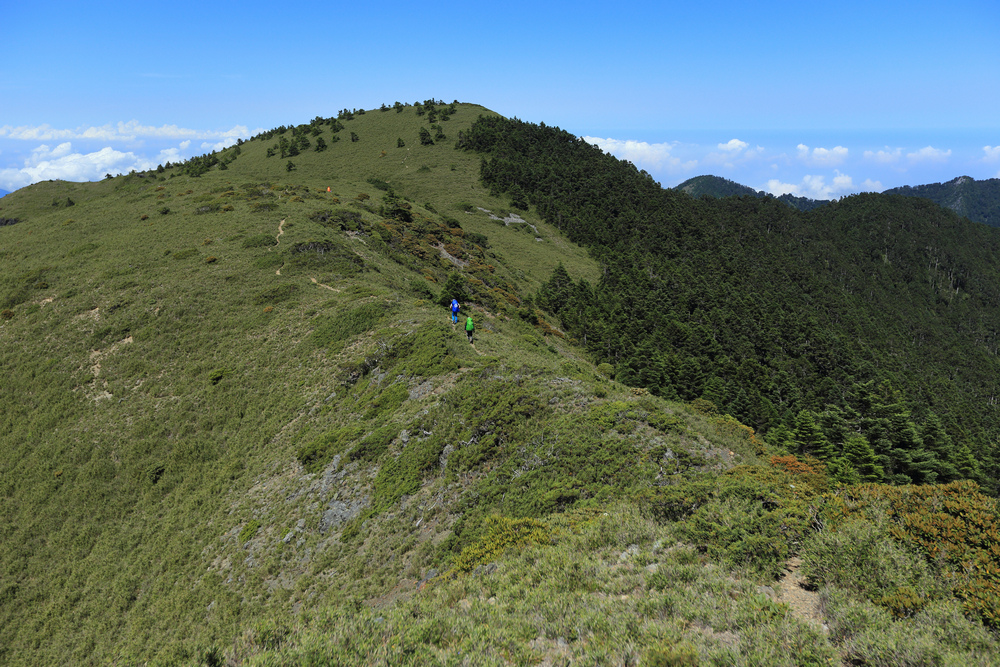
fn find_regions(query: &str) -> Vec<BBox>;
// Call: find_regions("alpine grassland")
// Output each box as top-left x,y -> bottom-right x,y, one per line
0,101 -> 998,665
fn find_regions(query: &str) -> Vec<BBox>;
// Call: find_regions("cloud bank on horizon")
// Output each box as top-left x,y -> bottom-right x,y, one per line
583,134 -> 1000,200
2,0 -> 998,198
2,120 -> 998,199
0,122 -> 259,192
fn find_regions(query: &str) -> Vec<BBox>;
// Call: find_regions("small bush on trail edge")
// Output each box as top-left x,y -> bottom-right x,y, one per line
819,480 -> 1000,628
639,463 -> 826,579
310,209 -> 363,231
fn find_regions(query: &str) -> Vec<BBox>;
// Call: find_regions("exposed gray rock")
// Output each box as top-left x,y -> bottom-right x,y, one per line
439,443 -> 454,470
319,497 -> 367,532
473,562 -> 498,577
619,544 -> 640,562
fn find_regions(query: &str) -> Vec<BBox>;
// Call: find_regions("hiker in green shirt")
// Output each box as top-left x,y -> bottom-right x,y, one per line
465,315 -> 474,344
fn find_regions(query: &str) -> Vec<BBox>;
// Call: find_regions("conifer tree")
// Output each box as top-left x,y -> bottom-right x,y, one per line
676,357 -> 704,402
538,263 -> 573,314
842,433 -> 884,482
437,272 -> 469,307
793,410 -> 835,460
920,413 -> 959,482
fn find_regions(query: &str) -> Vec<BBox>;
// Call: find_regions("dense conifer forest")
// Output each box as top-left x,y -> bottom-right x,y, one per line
459,116 -> 1000,492
884,175 -> 1000,228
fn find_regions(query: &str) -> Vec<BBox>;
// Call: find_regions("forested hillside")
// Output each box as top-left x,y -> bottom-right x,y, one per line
884,175 -> 1000,228
674,174 -> 827,211
460,116 -> 1000,492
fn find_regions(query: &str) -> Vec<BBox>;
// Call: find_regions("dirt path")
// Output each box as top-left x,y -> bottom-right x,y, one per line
270,218 -> 341,291
311,277 -> 340,292
776,557 -> 825,628
273,219 -> 286,275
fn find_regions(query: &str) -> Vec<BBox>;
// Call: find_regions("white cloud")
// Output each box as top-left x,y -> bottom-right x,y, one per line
0,142 -> 158,191
832,171 -> 853,191
583,137 -> 697,174
0,121 -> 258,143
797,143 -> 848,166
701,139 -> 764,170
201,138 -> 239,153
763,170 -> 856,200
864,147 -> 903,164
860,178 -> 883,192
0,120 -> 261,190
907,146 -> 951,162
718,138 -> 749,152
983,145 -> 1000,162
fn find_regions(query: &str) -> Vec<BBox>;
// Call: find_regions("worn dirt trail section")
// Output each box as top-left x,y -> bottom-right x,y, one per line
273,219 -> 286,275
311,277 -> 340,292
777,557 -> 825,627
271,218 -> 340,291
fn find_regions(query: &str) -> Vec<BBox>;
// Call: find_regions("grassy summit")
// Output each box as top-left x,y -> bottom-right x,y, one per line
0,102 -> 998,665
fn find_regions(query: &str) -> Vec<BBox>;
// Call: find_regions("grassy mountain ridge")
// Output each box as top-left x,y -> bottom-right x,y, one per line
0,103 -> 999,665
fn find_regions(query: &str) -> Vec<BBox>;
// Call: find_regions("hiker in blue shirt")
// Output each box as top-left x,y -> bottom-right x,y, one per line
451,299 -> 460,324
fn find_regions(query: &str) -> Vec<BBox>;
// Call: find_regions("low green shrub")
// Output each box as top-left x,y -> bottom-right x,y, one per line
822,480 -> 1000,627
241,234 -> 277,248
345,425 -> 397,463
448,515 -> 551,575
800,518 -> 940,617
253,283 -> 297,305
296,425 -> 365,473
363,383 -> 408,420
822,587 -> 1000,664
371,434 -> 446,511
239,520 -> 261,544
309,302 -> 385,352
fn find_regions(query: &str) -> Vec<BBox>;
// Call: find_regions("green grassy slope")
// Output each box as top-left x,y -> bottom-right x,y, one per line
0,103 -> 997,665
0,102 -> 642,662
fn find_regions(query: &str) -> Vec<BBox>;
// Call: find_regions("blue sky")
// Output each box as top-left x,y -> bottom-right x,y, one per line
2,0 -> 998,198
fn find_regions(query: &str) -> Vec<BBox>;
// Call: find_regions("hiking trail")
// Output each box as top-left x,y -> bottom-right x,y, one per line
776,557 -> 826,631
270,218 -> 340,291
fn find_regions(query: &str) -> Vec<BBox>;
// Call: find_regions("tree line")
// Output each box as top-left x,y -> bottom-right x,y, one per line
459,115 -> 1000,492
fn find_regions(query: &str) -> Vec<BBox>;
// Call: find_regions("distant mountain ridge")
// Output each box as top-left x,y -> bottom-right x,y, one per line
676,174 -> 1000,227
673,175 -> 827,211
883,175 -> 1000,227
0,188 -> 10,198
